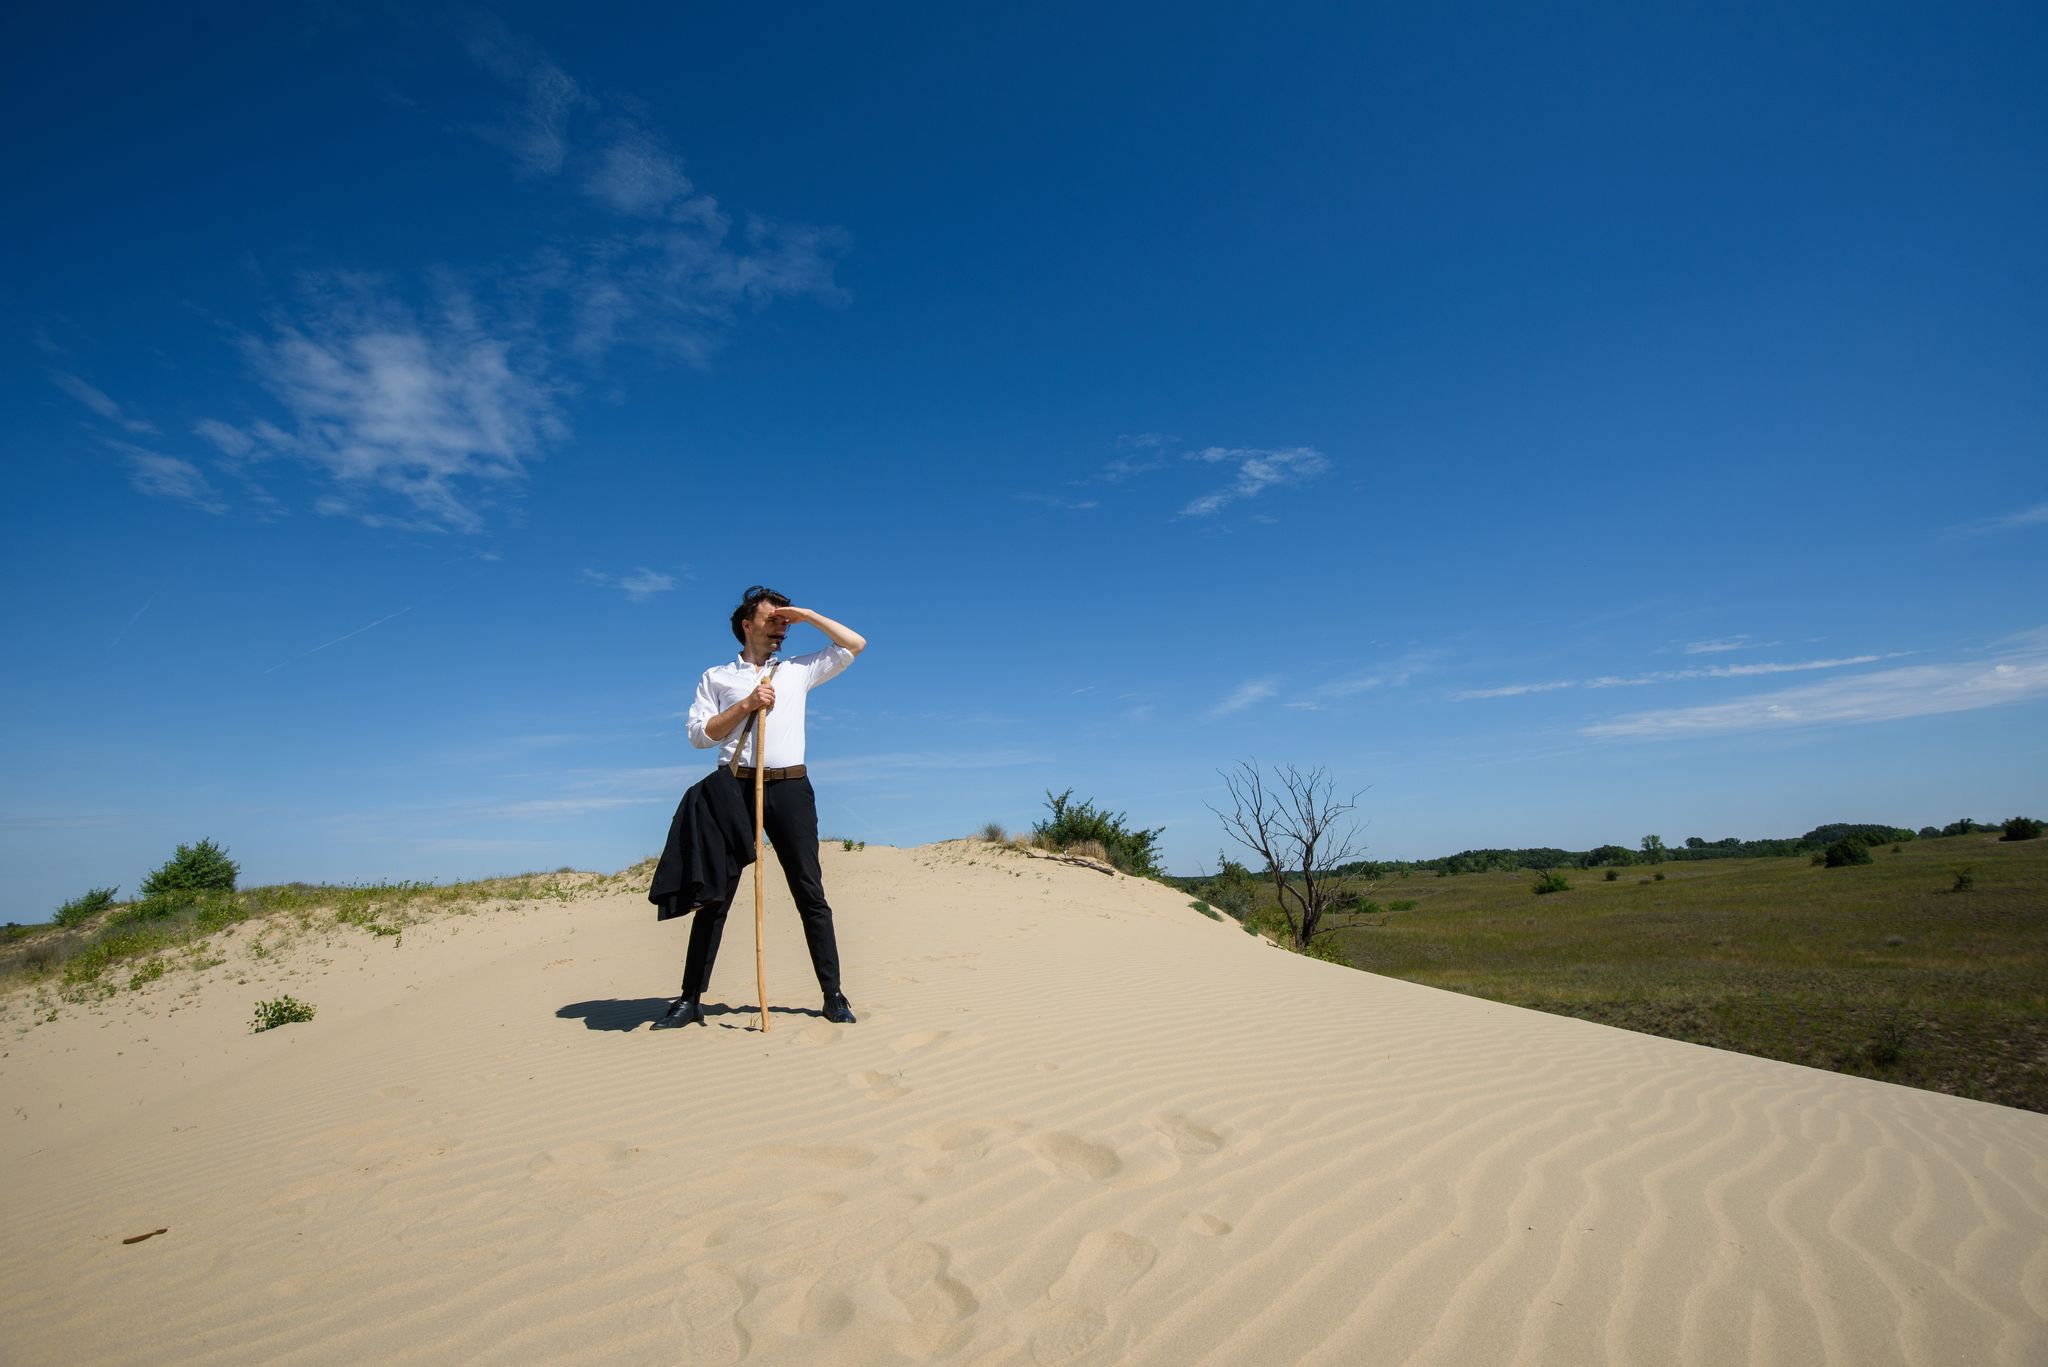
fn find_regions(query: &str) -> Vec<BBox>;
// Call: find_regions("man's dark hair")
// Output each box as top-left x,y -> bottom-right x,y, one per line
730,585 -> 791,644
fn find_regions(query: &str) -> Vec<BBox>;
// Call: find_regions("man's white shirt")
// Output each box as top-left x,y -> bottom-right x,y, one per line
688,645 -> 855,770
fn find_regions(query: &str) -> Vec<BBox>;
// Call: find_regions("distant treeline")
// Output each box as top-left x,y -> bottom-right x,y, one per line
1338,818 -> 2030,878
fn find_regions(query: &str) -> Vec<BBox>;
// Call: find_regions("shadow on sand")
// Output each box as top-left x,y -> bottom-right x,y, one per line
556,998 -> 830,1032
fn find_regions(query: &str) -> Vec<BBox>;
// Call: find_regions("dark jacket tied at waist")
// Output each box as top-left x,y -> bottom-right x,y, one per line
648,769 -> 755,921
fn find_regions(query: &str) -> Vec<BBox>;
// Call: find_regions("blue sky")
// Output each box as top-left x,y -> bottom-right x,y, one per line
5,3 -> 2045,919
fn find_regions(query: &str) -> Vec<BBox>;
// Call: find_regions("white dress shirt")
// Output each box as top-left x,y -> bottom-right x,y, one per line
687,645 -> 855,770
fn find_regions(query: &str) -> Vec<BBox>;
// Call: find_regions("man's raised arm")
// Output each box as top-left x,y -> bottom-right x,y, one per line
774,606 -> 866,655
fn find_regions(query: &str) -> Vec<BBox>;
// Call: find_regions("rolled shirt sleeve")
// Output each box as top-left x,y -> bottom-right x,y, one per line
685,670 -> 722,750
794,644 -> 857,689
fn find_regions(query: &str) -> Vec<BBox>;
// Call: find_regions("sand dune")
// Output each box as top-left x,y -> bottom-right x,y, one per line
2,840 -> 2043,1365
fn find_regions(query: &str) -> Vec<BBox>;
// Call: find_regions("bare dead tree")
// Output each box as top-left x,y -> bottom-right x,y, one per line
1205,760 -> 1370,950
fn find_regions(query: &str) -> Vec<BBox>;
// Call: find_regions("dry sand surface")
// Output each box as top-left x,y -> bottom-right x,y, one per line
2,840 -> 2044,1365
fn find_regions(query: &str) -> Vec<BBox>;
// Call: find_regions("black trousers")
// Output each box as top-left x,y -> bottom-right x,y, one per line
681,775 -> 843,1001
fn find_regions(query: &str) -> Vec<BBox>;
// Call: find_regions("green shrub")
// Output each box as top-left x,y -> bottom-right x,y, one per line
1032,790 -> 1164,878
1387,899 -> 1418,912
978,821 -> 1007,843
1654,872 -> 1666,882
128,958 -> 166,990
1301,936 -> 1349,965
1824,839 -> 1873,868
842,838 -> 855,851
141,839 -> 239,898
1952,869 -> 1975,893
53,887 -> 118,928
1532,870 -> 1571,895
1604,868 -> 1620,881
1189,899 -> 1221,921
1867,1009 -> 1911,1069
250,995 -> 316,1033
1243,907 -> 1293,941
1999,816 -> 2043,842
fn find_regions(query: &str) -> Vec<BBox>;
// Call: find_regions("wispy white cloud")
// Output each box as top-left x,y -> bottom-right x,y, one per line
166,21 -> 845,534
229,275 -> 565,533
1584,642 -> 2048,738
1207,678 -> 1279,719
1989,501 -> 2048,532
456,14 -> 586,177
1014,492 -> 1099,511
1944,499 -> 2048,538
1683,635 -> 1770,655
102,438 -> 227,514
580,126 -> 695,216
49,371 -> 157,434
1453,680 -> 1576,701
581,566 -> 679,600
1456,652 -> 1905,700
810,748 -> 1049,783
0,810 -> 122,831
191,418 -> 256,458
1178,446 -> 1329,517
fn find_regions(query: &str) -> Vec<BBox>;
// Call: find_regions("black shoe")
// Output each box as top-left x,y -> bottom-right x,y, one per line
822,994 -> 856,1025
652,996 -> 705,1029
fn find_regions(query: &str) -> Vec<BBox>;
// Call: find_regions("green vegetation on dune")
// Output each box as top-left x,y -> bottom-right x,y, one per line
1255,833 -> 2046,1113
2,860 -> 636,1009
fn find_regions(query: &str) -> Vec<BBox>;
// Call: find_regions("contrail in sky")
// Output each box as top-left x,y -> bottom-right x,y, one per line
261,569 -> 486,675
110,595 -> 155,647
263,603 -> 421,675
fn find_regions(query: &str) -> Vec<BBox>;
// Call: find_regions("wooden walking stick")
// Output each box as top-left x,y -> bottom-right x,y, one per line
751,664 -> 777,1033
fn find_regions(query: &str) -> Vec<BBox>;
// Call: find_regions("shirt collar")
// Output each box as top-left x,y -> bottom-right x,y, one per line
734,651 -> 781,668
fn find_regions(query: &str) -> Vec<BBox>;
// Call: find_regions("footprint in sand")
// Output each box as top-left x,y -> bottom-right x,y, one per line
669,1264 -> 753,1366
1183,1212 -> 1232,1237
847,1068 -> 909,1101
1146,1112 -> 1224,1156
1030,1230 -> 1158,1366
1022,1132 -> 1122,1183
741,1143 -> 877,1170
882,1240 -> 979,1324
794,1020 -> 841,1045
904,1119 -> 1026,1162
527,1139 -> 639,1179
890,1028 -> 986,1055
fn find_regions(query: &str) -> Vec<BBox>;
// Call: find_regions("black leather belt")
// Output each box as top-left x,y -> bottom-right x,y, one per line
735,764 -> 807,782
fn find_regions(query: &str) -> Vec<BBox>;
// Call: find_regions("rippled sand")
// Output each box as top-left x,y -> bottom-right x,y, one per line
2,840 -> 2042,1364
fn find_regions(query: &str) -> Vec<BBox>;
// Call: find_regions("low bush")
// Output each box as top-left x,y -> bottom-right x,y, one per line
1301,936 -> 1349,965
1824,839 -> 1874,868
1952,869 -> 1975,893
1604,868 -> 1620,882
141,839 -> 239,898
1189,899 -> 1221,921
977,821 -> 1007,843
250,996 -> 316,1033
2000,816 -> 2043,842
1032,790 -> 1164,878
53,887 -> 118,928
1532,870 -> 1571,895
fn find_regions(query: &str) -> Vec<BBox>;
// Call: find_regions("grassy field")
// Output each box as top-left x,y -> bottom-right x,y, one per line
1303,831 -> 2047,1113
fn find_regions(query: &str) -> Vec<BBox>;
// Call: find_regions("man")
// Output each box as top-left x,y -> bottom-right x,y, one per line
655,585 -> 867,1028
